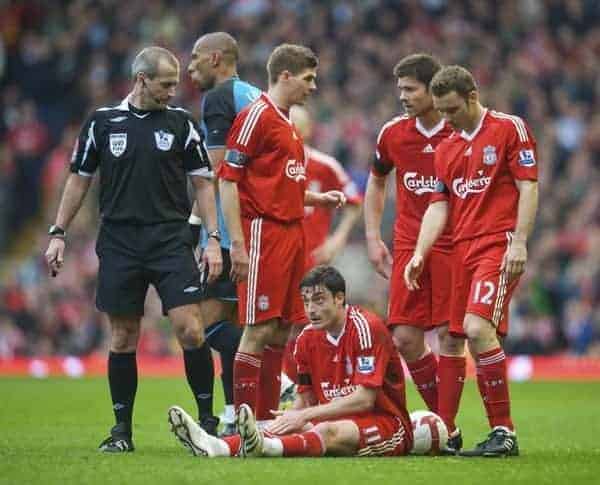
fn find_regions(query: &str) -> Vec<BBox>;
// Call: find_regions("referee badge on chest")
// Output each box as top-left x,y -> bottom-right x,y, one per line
109,133 -> 127,157
482,145 -> 497,165
154,130 -> 174,151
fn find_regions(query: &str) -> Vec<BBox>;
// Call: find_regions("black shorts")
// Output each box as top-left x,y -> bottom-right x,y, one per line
95,220 -> 203,316
201,249 -> 237,302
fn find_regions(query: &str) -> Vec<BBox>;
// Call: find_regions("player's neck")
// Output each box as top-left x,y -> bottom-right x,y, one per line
464,103 -> 485,133
129,89 -> 152,111
416,110 -> 442,130
327,309 -> 346,337
215,66 -> 238,85
267,86 -> 292,113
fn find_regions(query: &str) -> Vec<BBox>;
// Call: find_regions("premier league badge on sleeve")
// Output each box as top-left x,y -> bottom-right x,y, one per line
154,130 -> 175,151
109,133 -> 127,157
357,356 -> 375,374
518,149 -> 536,166
483,145 -> 497,165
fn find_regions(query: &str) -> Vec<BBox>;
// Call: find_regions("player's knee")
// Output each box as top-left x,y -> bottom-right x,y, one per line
110,325 -> 139,352
313,422 -> 339,447
438,326 -> 465,356
392,328 -> 424,362
175,323 -> 205,348
463,315 -> 495,344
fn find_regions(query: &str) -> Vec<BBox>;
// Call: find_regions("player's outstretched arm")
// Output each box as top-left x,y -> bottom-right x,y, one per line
191,174 -> 223,283
219,179 -> 249,283
405,200 -> 449,290
45,173 -> 92,277
501,180 -> 538,281
364,173 -> 393,279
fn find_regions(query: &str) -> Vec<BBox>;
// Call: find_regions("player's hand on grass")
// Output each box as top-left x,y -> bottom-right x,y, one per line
366,238 -> 392,279
229,240 -> 249,283
203,238 -> 223,283
45,239 -> 65,277
319,190 -> 346,209
501,236 -> 527,281
267,409 -> 308,435
404,253 -> 424,290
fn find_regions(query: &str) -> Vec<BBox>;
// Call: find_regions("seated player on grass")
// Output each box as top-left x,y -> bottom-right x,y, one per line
167,265 -> 416,457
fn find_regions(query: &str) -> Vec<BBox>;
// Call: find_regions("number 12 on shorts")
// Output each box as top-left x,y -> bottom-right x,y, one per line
473,280 -> 495,305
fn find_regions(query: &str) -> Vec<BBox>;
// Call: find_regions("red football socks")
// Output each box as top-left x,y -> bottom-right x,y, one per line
437,355 -> 466,433
477,348 -> 514,430
233,351 -> 262,411
256,346 -> 284,421
278,430 -> 325,457
407,352 -> 439,413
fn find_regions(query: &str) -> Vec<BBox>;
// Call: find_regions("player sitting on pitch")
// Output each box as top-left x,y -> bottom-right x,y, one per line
167,265 -> 417,458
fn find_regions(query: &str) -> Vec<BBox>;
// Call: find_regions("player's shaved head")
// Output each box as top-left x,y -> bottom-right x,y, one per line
131,46 -> 179,80
290,105 -> 313,139
193,32 -> 239,65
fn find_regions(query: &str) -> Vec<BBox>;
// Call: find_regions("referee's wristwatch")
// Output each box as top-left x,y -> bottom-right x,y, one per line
48,225 -> 66,240
207,229 -> 222,243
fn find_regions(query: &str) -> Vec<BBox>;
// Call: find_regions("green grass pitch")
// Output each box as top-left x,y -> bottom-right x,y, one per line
1,378 -> 599,484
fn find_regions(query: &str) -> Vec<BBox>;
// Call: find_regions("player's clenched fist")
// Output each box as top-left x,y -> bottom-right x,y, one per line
45,239 -> 65,277
404,253 -> 424,290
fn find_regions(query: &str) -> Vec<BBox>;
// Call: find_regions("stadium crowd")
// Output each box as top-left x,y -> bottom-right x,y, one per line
0,0 -> 598,358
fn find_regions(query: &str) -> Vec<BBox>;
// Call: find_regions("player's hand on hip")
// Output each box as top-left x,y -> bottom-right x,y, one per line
267,409 -> 307,435
404,253 -> 424,290
366,238 -> 392,279
45,239 -> 65,277
320,190 -> 346,208
229,240 -> 249,283
203,238 -> 223,283
501,238 -> 527,282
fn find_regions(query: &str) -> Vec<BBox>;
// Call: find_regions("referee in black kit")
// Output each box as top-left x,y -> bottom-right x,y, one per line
45,46 -> 223,453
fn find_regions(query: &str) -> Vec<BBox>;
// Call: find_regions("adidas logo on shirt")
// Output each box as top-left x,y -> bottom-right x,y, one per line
422,144 -> 435,153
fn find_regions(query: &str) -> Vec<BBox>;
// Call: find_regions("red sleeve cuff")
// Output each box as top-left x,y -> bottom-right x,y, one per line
216,161 -> 243,182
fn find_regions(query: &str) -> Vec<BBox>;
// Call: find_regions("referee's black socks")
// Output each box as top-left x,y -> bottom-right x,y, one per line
183,344 -> 215,420
108,351 -> 137,436
206,320 -> 242,407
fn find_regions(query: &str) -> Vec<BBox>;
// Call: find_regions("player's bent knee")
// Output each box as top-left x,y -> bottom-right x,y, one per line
463,314 -> 496,344
392,327 -> 425,362
438,326 -> 465,356
313,421 -> 359,456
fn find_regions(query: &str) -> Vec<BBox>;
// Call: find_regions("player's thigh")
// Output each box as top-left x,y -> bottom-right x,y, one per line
448,242 -> 472,339
282,224 -> 308,325
388,250 -> 431,327
348,414 -> 410,457
238,317 -> 281,353
95,242 -> 148,316
466,262 -> 520,338
238,218 -> 303,326
429,249 -> 453,325
391,325 -> 426,360
200,298 -> 236,326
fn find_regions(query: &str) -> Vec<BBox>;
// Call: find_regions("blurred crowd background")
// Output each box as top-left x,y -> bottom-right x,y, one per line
1,0 -> 599,359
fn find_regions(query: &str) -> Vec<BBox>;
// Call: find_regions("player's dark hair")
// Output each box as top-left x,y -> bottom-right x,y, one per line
430,65 -> 477,101
393,53 -> 441,88
300,265 -> 346,300
267,44 -> 318,84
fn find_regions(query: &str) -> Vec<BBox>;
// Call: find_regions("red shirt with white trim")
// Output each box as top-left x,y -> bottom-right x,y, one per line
304,146 -> 362,253
430,109 -> 538,243
294,305 -> 410,421
216,93 -> 306,223
373,116 -> 453,252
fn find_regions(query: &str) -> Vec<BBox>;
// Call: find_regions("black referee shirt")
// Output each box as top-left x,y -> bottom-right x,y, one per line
70,97 -> 212,224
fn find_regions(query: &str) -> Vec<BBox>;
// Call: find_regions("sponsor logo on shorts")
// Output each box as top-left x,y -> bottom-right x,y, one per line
403,172 -> 438,195
109,133 -> 127,157
285,159 -> 306,182
452,170 -> 491,199
257,295 -> 269,311
183,286 -> 200,293
357,356 -> 375,374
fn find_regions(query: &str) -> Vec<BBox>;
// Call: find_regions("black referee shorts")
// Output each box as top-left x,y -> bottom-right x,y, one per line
200,248 -> 237,302
95,221 -> 203,316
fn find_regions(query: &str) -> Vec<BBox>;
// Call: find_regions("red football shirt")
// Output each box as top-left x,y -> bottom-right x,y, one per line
217,93 -> 306,223
295,305 -> 410,425
373,116 -> 453,252
430,109 -> 538,243
304,146 -> 362,253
